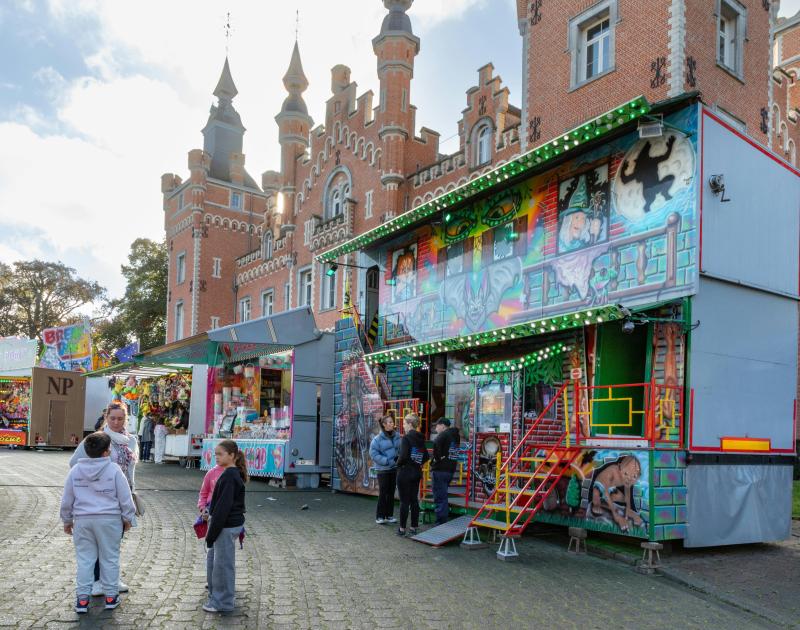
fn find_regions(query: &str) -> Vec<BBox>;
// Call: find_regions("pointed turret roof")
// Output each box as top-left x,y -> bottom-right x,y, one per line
283,42 -> 308,93
214,57 -> 238,101
279,42 -> 310,117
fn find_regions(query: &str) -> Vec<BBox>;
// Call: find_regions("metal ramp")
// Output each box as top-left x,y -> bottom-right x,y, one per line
410,515 -> 474,547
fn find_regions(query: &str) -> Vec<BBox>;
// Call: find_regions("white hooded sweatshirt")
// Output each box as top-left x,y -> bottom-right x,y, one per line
60,457 -> 136,524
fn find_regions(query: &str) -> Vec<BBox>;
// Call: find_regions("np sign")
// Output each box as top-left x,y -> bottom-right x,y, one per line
47,376 -> 74,396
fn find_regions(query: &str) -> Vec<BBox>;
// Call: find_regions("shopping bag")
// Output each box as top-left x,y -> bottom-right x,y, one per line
193,515 -> 208,539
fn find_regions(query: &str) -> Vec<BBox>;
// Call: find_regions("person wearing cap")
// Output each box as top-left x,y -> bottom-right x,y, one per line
430,418 -> 460,526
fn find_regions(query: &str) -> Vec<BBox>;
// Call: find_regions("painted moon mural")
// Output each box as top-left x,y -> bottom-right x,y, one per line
613,132 -> 696,223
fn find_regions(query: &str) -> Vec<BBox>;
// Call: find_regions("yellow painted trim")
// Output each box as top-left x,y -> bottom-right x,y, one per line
721,438 -> 771,452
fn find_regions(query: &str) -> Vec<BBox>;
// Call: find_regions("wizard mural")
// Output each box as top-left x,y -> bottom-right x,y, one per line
372,107 -> 699,349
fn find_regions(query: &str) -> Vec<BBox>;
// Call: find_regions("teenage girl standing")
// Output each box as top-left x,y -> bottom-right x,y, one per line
203,440 -> 248,613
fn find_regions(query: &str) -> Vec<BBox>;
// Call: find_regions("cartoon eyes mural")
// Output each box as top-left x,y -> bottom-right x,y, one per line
443,209 -> 478,244
441,190 -> 522,244
481,190 -> 522,227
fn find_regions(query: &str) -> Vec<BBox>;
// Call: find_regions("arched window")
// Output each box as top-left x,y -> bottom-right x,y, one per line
262,232 -> 273,260
475,124 -> 492,166
323,167 -> 352,220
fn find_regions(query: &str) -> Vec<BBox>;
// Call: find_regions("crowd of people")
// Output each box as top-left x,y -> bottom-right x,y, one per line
60,404 -> 460,615
369,413 -> 460,536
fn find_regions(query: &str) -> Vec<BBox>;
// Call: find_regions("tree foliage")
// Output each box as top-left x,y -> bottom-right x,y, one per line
95,238 -> 168,353
0,260 -> 105,339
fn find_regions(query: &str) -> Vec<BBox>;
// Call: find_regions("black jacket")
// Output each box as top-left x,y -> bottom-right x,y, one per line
396,430 -> 429,477
431,427 -> 460,473
206,467 -> 246,547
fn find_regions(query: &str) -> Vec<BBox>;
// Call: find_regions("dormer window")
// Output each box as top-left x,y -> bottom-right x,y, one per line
473,123 -> 493,167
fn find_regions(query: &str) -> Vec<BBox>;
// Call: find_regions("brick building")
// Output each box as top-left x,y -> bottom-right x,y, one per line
162,0 -> 799,343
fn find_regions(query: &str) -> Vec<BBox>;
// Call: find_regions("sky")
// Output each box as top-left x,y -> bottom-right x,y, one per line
0,0 -> 520,298
1,0 -> 800,301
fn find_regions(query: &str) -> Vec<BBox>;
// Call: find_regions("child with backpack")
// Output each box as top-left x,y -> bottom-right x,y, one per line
60,431 -> 136,614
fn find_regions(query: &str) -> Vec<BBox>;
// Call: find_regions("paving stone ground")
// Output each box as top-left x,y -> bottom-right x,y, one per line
0,450 -> 782,629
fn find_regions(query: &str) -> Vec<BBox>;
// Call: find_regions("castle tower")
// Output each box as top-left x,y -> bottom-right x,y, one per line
202,58 -> 248,183
275,41 -> 313,213
373,0 -> 419,215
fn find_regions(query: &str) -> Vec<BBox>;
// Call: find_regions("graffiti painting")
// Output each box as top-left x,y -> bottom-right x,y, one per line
334,341 -> 384,494
390,243 -> 418,302
557,164 -> 609,253
368,108 -> 699,350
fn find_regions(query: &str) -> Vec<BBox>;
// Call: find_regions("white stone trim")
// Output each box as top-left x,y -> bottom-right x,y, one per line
668,0 -> 686,97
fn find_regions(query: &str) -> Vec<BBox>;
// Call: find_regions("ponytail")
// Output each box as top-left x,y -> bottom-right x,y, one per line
218,439 -> 250,483
234,450 -> 249,483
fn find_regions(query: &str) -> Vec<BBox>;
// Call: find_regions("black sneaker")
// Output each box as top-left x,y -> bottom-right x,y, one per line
408,528 -> 418,536
396,528 -> 406,536
75,597 -> 89,614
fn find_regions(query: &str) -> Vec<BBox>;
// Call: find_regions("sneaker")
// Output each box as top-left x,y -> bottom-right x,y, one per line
386,516 -> 397,523
104,595 -> 120,610
375,518 -> 386,524
91,581 -> 103,597
202,603 -> 220,613
75,597 -> 89,614
118,580 -> 129,593
408,528 -> 418,536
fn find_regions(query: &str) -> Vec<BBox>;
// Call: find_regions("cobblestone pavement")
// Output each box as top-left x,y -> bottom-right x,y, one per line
0,450 -> 778,629
659,520 -> 800,628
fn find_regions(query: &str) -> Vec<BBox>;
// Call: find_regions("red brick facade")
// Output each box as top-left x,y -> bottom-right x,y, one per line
162,0 -> 799,343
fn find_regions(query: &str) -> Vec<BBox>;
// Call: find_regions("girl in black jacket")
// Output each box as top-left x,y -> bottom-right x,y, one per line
203,440 -> 248,613
395,413 -> 429,536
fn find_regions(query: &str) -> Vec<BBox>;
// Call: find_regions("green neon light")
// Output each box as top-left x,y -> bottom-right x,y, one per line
462,343 -> 568,376
316,96 -> 650,264
365,305 -> 621,365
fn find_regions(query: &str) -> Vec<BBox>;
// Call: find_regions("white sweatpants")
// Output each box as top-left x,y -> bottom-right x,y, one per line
73,516 -> 123,597
154,432 -> 167,463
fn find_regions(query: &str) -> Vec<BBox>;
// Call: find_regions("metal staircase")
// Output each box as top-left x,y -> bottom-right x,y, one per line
462,381 -> 580,559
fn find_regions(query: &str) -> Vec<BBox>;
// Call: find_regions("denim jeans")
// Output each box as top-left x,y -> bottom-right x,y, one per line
206,526 -> 243,611
432,470 -> 453,524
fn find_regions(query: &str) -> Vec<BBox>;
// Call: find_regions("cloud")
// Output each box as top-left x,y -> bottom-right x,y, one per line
1,0 -> 509,303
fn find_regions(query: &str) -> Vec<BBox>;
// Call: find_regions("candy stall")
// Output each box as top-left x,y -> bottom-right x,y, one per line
135,308 -> 334,485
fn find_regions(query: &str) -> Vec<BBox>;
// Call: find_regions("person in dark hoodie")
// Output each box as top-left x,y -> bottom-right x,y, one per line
431,418 -> 460,526
395,413 -> 429,536
368,415 -> 401,524
61,431 -> 136,614
203,439 -> 248,614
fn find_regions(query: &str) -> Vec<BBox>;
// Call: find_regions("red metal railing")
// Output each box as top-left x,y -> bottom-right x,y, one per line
383,398 -> 428,436
470,382 -> 577,536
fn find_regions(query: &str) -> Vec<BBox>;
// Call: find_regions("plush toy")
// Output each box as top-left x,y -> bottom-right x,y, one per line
112,379 -> 124,400
122,376 -> 139,401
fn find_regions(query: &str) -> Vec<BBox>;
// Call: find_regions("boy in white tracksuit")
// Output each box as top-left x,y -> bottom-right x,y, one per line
60,431 -> 136,614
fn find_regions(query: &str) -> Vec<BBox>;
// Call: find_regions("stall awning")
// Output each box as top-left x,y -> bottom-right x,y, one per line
131,307 -> 321,366
85,361 -> 191,379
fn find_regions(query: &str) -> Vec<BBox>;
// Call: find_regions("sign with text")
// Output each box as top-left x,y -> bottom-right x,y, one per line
0,430 -> 27,446
40,320 -> 92,372
201,438 -> 285,479
0,337 -> 38,371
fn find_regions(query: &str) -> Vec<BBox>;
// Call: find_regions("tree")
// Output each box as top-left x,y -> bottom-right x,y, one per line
96,238 -> 167,354
0,260 -> 105,339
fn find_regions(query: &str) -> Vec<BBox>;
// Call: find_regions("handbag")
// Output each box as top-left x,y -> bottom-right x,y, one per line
132,492 -> 145,517
193,515 -> 208,539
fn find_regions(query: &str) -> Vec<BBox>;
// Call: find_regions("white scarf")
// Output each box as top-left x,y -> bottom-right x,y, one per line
104,425 -> 139,465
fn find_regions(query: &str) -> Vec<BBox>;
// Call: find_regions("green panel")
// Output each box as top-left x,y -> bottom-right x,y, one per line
593,322 -> 648,436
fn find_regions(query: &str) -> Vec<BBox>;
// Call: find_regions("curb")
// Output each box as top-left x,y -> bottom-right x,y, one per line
585,540 -> 796,628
